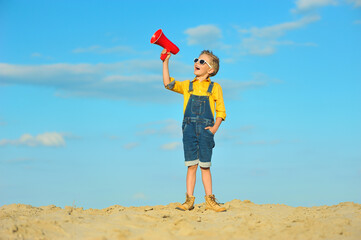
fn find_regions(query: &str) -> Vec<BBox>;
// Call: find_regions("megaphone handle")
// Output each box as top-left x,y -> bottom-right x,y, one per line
160,51 -> 169,61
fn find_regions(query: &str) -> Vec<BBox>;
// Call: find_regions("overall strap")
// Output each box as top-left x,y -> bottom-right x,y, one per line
207,81 -> 214,95
188,80 -> 194,93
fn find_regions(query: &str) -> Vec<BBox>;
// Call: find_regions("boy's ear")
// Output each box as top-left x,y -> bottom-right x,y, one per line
208,68 -> 214,75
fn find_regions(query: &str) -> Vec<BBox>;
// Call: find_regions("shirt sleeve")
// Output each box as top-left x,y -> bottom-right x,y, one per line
214,83 -> 227,121
165,77 -> 185,95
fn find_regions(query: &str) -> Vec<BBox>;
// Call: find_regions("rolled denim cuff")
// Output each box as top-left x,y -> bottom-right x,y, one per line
199,161 -> 211,168
166,80 -> 175,90
185,159 -> 199,166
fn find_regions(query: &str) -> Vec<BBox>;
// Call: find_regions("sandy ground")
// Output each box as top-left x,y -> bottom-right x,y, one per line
1,200 -> 360,240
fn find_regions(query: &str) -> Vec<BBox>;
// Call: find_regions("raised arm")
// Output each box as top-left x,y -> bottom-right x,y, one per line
162,49 -> 171,87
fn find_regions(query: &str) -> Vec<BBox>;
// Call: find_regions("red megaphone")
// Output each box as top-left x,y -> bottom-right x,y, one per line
150,29 -> 180,61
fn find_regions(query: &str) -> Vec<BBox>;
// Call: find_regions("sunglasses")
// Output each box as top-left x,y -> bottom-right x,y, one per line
194,58 -> 212,68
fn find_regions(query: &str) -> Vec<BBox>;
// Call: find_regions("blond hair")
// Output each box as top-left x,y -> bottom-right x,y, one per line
200,50 -> 219,77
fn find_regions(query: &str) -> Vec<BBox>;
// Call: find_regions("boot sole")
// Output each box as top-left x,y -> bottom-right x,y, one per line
205,207 -> 227,212
175,206 -> 194,211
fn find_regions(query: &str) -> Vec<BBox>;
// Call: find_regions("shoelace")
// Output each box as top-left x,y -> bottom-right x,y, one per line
183,197 -> 193,206
209,195 -> 221,206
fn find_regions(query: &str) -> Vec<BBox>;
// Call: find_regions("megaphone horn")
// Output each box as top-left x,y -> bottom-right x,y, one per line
150,29 -> 180,61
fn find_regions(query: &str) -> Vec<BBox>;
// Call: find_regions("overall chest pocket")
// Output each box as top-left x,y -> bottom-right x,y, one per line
191,99 -> 205,115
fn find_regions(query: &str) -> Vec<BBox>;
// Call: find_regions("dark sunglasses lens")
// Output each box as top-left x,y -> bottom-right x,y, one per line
199,60 -> 205,65
194,58 -> 199,63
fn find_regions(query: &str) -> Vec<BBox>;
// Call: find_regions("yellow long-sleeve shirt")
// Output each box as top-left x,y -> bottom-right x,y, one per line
165,77 -> 226,121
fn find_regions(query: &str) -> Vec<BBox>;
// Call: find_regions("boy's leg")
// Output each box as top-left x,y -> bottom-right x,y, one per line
201,167 -> 227,212
199,124 -> 214,196
186,164 -> 198,196
176,164 -> 198,211
200,167 -> 212,196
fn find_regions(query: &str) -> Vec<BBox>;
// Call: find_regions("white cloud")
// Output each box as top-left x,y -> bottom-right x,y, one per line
73,45 -> 135,54
103,74 -> 160,83
0,60 -> 192,102
222,73 -> 282,99
132,192 -> 147,200
241,15 -> 321,38
292,0 -> 361,12
238,15 -> 320,55
105,135 -> 120,141
123,142 -> 139,149
137,119 -> 181,138
184,25 -> 226,49
249,140 -> 281,145
217,125 -> 256,141
292,0 -> 338,12
0,59 -> 274,102
160,142 -> 181,150
31,52 -> 53,60
354,19 -> 361,24
4,157 -> 36,164
348,0 -> 361,7
61,132 -> 82,140
237,140 -> 282,145
0,132 -> 66,147
0,61 -> 189,82
0,62 -> 101,82
31,52 -> 42,58
240,38 -> 277,55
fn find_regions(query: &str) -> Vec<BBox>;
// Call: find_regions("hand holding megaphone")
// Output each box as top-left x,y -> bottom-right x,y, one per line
150,29 -> 179,61
161,49 -> 171,61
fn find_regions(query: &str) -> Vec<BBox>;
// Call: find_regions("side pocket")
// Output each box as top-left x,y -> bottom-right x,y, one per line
203,128 -> 215,149
206,129 -> 215,136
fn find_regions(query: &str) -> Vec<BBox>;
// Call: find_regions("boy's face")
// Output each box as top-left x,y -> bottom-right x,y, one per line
194,54 -> 214,78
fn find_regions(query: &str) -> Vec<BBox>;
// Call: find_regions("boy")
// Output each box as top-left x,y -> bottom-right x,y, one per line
162,49 -> 226,212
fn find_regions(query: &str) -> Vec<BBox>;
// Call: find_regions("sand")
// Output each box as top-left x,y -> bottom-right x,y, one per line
1,200 -> 360,240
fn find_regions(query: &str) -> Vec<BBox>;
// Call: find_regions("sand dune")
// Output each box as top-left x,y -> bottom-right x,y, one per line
1,200 -> 360,240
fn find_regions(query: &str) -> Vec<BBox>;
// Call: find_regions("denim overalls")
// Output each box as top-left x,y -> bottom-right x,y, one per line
182,81 -> 215,168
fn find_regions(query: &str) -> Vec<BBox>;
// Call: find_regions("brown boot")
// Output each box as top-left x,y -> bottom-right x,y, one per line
176,194 -> 195,211
205,194 -> 227,212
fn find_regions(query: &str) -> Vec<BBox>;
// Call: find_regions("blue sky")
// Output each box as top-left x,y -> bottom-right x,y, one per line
1,0 -> 360,209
